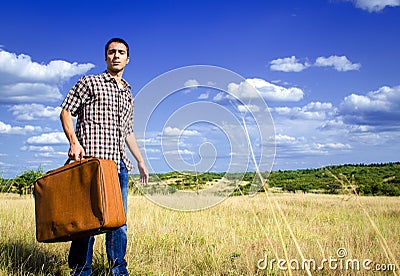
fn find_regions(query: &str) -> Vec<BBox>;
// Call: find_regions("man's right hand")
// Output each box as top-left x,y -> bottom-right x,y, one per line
68,142 -> 85,161
60,109 -> 85,161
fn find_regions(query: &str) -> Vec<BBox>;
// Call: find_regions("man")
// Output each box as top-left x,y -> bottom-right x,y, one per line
60,37 -> 148,275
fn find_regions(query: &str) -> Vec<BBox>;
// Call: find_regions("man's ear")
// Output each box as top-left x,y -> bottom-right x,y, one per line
127,57 -> 130,64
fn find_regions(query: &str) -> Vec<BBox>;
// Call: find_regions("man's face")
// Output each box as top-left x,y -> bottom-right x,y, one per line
105,42 -> 130,73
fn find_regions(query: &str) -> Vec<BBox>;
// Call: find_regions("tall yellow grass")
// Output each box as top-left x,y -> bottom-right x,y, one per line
0,192 -> 399,275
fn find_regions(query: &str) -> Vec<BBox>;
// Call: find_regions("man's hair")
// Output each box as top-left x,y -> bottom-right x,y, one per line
105,37 -> 130,57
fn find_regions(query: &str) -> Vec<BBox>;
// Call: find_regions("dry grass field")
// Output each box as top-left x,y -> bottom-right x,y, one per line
0,192 -> 399,275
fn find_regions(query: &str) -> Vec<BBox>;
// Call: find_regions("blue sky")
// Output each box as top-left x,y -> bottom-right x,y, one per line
0,0 -> 400,178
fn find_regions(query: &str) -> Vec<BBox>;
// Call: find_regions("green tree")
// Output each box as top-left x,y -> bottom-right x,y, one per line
324,181 -> 342,194
12,168 -> 44,195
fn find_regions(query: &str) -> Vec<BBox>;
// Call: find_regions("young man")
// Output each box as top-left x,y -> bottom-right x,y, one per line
60,37 -> 148,275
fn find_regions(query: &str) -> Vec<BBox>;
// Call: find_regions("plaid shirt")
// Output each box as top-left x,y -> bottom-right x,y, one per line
61,71 -> 134,171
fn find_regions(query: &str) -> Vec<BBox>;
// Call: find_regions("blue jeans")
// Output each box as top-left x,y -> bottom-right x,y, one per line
68,161 -> 129,276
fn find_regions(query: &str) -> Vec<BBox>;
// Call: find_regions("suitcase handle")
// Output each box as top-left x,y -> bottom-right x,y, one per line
64,156 -> 93,165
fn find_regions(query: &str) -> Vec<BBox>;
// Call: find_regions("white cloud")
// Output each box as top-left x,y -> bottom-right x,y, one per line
274,131 -> 352,159
212,92 -> 227,102
198,93 -> 209,99
163,127 -> 182,136
163,126 -> 200,137
222,78 -> 304,102
270,56 -> 310,72
21,145 -> 55,152
314,143 -> 351,150
315,55 -> 361,72
270,55 -> 361,73
341,86 -> 398,112
0,83 -> 62,103
9,104 -> 62,121
164,149 -> 194,155
0,120 -> 43,135
348,0 -> 400,12
139,136 -> 161,146
238,104 -> 261,113
275,134 -> 328,156
273,102 -> 336,120
26,132 -> 68,145
20,145 -> 66,158
144,148 -> 161,154
184,79 -> 200,87
0,50 -> 94,84
339,85 -> 400,126
275,134 -> 297,145
269,83 -> 400,169
0,49 -> 94,104
34,151 -> 66,158
342,93 -> 388,111
183,129 -> 201,136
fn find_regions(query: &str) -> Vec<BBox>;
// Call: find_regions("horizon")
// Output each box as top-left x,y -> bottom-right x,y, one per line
126,160 -> 400,177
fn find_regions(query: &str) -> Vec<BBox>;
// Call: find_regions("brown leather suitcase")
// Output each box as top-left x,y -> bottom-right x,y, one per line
34,157 -> 126,243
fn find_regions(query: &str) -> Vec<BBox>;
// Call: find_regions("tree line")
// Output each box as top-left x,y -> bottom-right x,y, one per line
1,162 -> 399,196
0,168 -> 44,195
233,162 -> 400,196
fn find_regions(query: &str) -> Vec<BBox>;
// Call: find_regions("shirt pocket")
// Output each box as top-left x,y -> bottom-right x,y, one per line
84,88 -> 108,124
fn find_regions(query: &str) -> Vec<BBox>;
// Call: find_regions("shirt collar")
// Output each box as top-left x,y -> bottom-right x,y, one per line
102,70 -> 131,90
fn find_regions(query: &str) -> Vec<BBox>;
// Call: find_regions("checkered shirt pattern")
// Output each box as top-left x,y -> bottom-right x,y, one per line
61,71 -> 134,171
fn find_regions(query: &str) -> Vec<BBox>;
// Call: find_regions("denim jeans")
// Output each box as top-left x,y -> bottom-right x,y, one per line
68,160 -> 129,276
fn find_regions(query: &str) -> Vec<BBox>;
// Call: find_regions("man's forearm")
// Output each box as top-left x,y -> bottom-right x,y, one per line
125,133 -> 145,164
126,133 -> 149,184
60,109 -> 78,144
60,109 -> 84,160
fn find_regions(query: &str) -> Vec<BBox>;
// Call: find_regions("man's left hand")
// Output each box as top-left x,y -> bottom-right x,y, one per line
138,161 -> 149,185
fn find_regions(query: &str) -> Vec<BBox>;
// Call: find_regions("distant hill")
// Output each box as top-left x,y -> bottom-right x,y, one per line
264,162 -> 400,196
2,162 -> 399,196
129,162 -> 400,196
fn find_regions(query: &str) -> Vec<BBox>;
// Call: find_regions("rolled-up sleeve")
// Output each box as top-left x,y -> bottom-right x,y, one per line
60,77 -> 89,116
